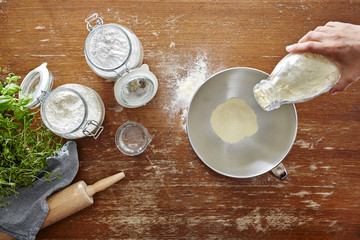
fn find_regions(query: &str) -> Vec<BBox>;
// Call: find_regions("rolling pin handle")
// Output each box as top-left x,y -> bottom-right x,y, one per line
85,172 -> 125,197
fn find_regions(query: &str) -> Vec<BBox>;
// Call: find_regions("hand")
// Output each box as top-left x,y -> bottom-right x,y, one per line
286,22 -> 360,94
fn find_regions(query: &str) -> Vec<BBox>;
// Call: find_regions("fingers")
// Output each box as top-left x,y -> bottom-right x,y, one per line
286,21 -> 359,95
286,41 -> 325,54
288,22 -> 337,52
298,30 -> 327,43
330,83 -> 347,95
329,76 -> 354,95
286,23 -> 337,55
314,26 -> 327,32
325,21 -> 340,28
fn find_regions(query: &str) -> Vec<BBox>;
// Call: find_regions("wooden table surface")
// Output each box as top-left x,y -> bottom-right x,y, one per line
1,0 -> 360,239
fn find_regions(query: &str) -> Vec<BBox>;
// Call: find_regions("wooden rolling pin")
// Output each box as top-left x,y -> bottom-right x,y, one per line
0,172 -> 125,240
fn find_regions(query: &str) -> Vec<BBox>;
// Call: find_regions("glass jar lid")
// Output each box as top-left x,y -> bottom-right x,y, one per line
114,64 -> 158,108
19,62 -> 54,109
84,14 -> 132,71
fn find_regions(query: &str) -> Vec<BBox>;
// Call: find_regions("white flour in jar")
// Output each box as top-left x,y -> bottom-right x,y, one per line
44,90 -> 86,133
62,84 -> 105,138
88,25 -> 143,71
44,84 -> 105,138
89,26 -> 131,69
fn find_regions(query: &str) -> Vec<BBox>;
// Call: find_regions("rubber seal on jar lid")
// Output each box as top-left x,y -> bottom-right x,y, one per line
19,62 -> 54,109
114,64 -> 158,108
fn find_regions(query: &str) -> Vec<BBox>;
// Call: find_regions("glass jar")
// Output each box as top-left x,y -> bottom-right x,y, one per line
19,63 -> 105,139
114,64 -> 158,108
115,122 -> 152,156
84,13 -> 144,81
253,53 -> 340,111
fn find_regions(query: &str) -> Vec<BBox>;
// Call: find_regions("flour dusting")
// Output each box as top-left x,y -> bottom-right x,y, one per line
169,42 -> 176,48
295,139 -> 312,149
108,105 -> 124,113
302,200 -> 321,209
158,52 -> 219,131
235,208 -> 310,232
171,54 -> 209,131
309,164 -> 317,171
290,190 -> 311,198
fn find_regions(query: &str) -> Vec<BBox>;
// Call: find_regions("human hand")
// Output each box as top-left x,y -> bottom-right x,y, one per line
286,22 -> 360,94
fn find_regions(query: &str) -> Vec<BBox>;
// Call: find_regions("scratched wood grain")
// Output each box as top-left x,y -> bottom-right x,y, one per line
1,0 -> 360,239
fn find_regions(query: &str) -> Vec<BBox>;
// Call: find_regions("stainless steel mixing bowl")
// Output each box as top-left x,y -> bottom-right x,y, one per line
187,67 -> 297,178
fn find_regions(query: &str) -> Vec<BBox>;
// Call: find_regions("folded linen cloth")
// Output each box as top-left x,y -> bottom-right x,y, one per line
0,141 -> 79,240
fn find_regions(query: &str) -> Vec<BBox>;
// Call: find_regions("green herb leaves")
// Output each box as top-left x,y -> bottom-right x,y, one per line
0,68 -> 62,207
2,83 -> 22,96
0,95 -> 14,111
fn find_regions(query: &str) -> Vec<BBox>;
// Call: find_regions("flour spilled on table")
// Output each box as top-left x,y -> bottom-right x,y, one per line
170,53 -> 210,131
235,207 -> 313,232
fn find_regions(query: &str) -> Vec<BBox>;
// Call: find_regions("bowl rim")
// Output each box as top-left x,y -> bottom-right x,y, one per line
186,67 -> 298,178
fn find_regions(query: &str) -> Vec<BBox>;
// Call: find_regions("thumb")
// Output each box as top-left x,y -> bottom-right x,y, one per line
329,76 -> 353,95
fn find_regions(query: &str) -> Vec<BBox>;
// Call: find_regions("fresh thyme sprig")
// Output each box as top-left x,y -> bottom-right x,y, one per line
0,67 -> 63,207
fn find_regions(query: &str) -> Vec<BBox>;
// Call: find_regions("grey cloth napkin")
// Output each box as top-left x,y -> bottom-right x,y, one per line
0,141 -> 79,240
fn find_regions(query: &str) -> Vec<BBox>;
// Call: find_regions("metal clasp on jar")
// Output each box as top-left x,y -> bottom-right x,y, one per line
37,90 -> 49,103
85,13 -> 104,31
82,120 -> 104,139
113,62 -> 130,79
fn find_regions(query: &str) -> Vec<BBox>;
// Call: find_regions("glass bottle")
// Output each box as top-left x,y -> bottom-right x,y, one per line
253,53 -> 340,111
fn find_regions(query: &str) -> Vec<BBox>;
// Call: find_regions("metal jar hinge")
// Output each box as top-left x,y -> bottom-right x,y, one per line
85,13 -> 103,31
114,62 -> 130,78
82,120 -> 104,139
37,90 -> 48,103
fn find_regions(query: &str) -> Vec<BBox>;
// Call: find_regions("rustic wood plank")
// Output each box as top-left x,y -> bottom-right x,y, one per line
0,0 -> 359,239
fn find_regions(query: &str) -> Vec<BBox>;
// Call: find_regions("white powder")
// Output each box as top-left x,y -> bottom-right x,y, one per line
210,98 -> 258,143
160,52 -> 224,131
253,88 -> 271,110
169,42 -> 176,48
178,63 -> 208,101
44,90 -> 85,133
171,54 -> 209,131
86,24 -> 143,80
254,53 -> 340,110
44,84 -> 105,139
89,26 -> 130,69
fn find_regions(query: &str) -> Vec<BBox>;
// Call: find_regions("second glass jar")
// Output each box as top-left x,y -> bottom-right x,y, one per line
84,13 -> 144,81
